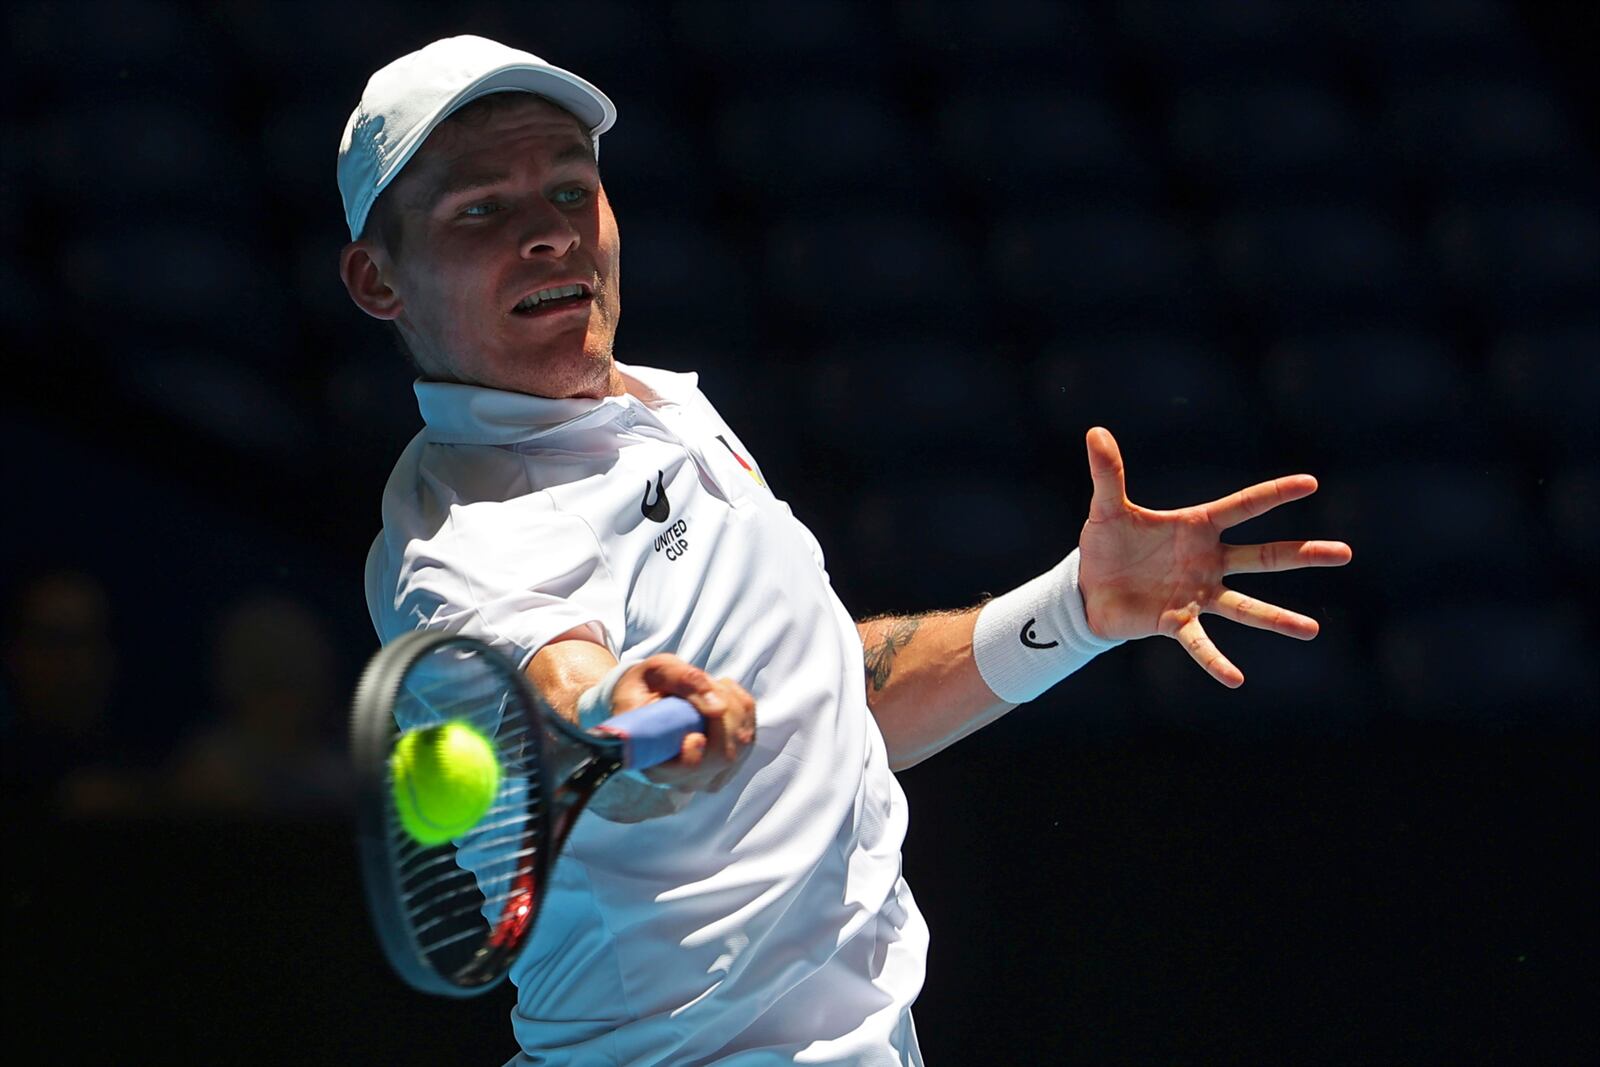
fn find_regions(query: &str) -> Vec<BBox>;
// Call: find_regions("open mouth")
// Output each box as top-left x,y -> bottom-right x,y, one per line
511,283 -> 593,318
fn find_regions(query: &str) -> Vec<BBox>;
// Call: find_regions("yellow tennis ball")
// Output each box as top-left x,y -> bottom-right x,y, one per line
391,720 -> 501,846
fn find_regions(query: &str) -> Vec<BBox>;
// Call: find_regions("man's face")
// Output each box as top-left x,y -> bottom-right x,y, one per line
363,95 -> 621,399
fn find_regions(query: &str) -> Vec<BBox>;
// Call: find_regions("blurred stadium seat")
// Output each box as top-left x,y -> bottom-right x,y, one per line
0,252 -> 45,350
1488,323 -> 1600,460
1385,82 -> 1577,193
1212,203 -> 1431,326
764,212 -> 971,327
1318,463 -> 1540,598
992,207 -> 1203,331
804,337 -> 1025,455
673,0 -> 881,75
616,217 -> 755,344
592,101 -> 707,216
1140,625 -> 1374,737
1033,333 -> 1256,460
58,223 -> 290,355
1113,0 -> 1347,84
7,0 -> 227,99
1342,0 -> 1539,84
892,0 -> 1106,89
845,476 -> 1046,602
1542,466 -> 1600,599
715,88 -> 921,204
1263,329 -> 1484,463
1379,601 -> 1597,727
32,100 -> 258,221
0,120 -> 23,236
1169,83 -> 1387,204
290,224 -> 364,322
216,0 -> 417,89
507,1 -> 670,81
112,349 -> 312,457
938,88 -> 1158,205
320,352 -> 430,448
261,95 -> 354,209
1430,198 -> 1600,323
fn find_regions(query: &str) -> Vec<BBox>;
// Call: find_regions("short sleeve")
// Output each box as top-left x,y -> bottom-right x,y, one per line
368,495 -> 625,671
774,499 -> 830,579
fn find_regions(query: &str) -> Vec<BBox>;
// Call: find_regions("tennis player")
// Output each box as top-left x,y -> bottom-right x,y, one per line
340,36 -> 1351,1066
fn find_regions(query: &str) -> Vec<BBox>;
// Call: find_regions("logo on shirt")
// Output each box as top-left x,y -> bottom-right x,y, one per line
1019,619 -> 1059,650
715,434 -> 766,488
653,518 -> 690,563
641,470 -> 671,523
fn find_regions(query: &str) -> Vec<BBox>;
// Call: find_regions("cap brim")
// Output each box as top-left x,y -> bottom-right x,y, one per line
353,63 -> 616,239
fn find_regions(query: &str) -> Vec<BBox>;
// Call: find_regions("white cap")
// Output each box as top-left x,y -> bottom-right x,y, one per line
337,35 -> 617,240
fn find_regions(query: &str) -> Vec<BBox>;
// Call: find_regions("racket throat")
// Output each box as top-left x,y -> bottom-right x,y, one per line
566,754 -> 619,794
551,755 -> 622,846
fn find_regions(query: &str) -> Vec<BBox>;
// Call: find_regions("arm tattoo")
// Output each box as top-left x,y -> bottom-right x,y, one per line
863,617 -> 922,694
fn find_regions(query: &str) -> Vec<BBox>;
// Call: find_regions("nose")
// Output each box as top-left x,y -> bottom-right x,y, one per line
518,199 -> 580,259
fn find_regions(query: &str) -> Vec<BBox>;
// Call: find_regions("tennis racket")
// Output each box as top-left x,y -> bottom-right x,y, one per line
350,629 -> 705,997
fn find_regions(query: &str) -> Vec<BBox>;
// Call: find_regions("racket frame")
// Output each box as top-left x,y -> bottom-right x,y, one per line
353,630 -> 571,996
352,630 -> 702,997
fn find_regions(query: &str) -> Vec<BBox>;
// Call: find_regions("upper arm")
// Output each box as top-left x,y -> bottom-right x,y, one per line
372,475 -> 627,669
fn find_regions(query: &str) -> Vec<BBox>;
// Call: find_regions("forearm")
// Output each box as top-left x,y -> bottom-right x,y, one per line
858,609 -> 1017,771
525,635 -> 687,823
858,550 -> 1124,771
525,634 -> 615,726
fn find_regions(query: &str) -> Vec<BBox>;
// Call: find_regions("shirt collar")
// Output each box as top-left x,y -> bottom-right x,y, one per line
415,362 -> 699,445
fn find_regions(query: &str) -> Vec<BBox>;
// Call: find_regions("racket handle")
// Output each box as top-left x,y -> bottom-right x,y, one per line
590,697 -> 707,769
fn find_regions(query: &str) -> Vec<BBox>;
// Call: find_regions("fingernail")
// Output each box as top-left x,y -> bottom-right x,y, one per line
702,692 -> 725,711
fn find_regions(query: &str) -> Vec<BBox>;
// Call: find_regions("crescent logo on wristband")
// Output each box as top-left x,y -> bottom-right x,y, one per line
972,549 -> 1124,704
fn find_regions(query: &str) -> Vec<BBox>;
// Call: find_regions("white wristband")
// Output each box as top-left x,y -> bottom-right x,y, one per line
972,548 -> 1124,704
576,661 -> 630,729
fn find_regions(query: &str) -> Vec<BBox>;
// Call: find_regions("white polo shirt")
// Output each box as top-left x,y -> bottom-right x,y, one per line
366,363 -> 927,1065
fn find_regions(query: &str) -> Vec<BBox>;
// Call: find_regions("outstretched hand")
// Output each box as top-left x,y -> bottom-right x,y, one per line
1076,427 -> 1352,688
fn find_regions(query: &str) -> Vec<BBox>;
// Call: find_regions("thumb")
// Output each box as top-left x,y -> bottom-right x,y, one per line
1085,427 -> 1127,520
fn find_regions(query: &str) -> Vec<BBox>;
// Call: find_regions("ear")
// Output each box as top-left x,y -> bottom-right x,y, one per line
339,240 -> 403,321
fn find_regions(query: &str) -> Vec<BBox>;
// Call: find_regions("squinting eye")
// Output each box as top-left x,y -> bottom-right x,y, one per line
462,202 -> 500,217
553,187 -> 589,206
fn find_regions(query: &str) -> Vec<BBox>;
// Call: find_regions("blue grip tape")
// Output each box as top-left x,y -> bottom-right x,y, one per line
592,697 -> 706,769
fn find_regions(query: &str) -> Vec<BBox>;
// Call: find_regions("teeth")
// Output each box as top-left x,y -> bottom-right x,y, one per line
516,284 -> 586,311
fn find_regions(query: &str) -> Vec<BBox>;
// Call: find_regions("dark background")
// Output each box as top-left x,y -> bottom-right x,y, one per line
3,1 -> 1596,1063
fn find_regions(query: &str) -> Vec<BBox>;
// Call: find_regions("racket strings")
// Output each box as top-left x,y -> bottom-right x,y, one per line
382,782 -> 540,854
408,860 -> 543,945
392,829 -> 540,899
414,918 -> 502,958
384,717 -> 545,970
389,840 -> 540,967
384,786 -> 542,871
366,640 -> 562,987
